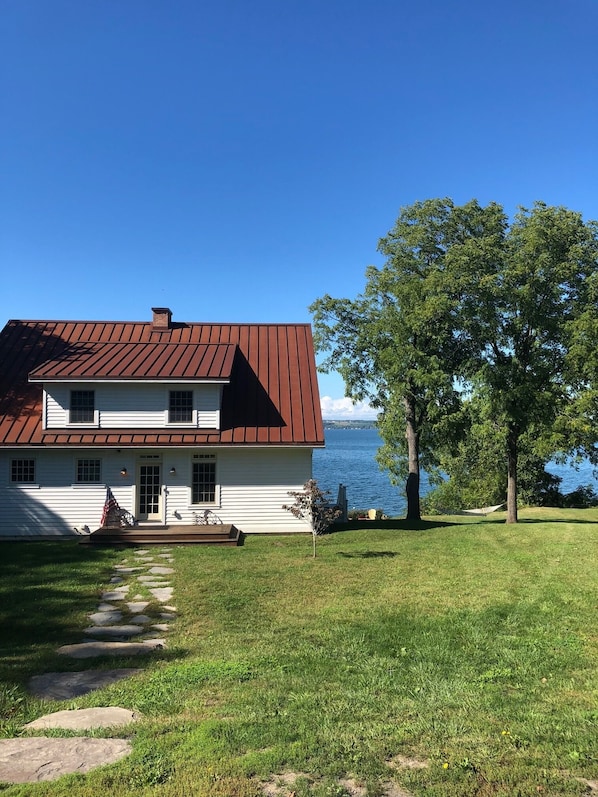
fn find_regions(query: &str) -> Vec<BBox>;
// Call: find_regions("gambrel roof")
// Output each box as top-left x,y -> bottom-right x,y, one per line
0,311 -> 324,448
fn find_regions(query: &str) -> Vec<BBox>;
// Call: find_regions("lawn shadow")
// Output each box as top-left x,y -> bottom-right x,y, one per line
505,517 -> 598,524
331,518 -> 466,533
338,551 -> 399,559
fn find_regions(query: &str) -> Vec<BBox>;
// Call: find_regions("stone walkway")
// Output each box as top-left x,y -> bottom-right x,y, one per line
0,547 -> 176,784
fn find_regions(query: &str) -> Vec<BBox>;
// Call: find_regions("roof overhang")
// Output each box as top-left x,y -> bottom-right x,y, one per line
28,342 -> 237,383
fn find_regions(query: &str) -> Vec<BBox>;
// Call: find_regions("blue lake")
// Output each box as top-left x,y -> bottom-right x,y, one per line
313,428 -> 598,516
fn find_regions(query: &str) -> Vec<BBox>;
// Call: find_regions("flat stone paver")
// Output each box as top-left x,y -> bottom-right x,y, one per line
97,602 -> 120,612
88,610 -> 123,625
84,625 -> 145,639
26,707 -> 138,730
126,601 -> 149,612
0,737 -> 131,783
149,587 -> 173,603
28,669 -> 142,700
101,588 -> 129,601
57,639 -> 165,658
3,545 -> 177,784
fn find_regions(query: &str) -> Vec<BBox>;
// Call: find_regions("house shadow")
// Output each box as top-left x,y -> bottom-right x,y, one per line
0,493 -> 191,689
0,324 -> 94,422
220,349 -> 285,431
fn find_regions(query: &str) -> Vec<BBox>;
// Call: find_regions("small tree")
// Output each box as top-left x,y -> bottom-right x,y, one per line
283,479 -> 341,557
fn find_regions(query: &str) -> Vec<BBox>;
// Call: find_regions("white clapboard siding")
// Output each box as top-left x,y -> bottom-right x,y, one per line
0,446 -> 314,537
43,384 -> 221,429
196,385 -> 221,428
45,386 -> 68,427
0,450 -> 137,537
99,384 -> 169,428
216,448 -> 312,534
161,447 -> 311,532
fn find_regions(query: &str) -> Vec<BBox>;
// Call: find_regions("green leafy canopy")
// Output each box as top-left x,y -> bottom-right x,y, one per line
311,198 -> 598,522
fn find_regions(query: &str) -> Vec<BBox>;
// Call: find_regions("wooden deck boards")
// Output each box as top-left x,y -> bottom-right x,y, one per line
79,524 -> 241,546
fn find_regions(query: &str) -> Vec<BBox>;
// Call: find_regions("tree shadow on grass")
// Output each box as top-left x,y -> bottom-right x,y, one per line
504,517 -> 598,524
0,541 -> 184,690
331,518 -> 464,533
338,551 -> 399,559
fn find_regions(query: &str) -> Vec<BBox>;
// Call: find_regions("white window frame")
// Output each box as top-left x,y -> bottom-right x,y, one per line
190,454 -> 220,506
166,389 -> 196,426
67,390 -> 99,427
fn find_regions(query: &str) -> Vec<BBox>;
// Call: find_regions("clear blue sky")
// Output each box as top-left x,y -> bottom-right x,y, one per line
2,0 -> 597,417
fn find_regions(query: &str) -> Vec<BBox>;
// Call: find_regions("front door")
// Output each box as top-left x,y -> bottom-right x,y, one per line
137,464 -> 162,521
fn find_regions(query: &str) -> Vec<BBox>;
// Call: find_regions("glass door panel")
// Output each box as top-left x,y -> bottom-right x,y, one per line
138,464 -> 162,521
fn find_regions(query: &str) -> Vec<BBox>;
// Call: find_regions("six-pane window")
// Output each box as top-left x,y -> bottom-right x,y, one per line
11,459 -> 36,483
70,390 -> 95,423
192,456 -> 216,503
169,390 -> 193,423
76,459 -> 101,483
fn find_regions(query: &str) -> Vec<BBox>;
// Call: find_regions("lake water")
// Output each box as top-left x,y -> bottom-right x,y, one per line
312,428 -> 598,516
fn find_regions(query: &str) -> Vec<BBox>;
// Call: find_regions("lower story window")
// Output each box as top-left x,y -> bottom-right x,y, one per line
11,459 -> 36,483
192,455 -> 216,503
76,458 -> 101,483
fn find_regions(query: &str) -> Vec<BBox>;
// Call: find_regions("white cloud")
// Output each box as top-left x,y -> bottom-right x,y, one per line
320,396 -> 378,420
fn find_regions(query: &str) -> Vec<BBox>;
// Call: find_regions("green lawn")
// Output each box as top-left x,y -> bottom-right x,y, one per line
1,508 -> 597,796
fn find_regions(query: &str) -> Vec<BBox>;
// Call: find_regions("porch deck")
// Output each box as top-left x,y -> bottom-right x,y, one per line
79,523 -> 241,546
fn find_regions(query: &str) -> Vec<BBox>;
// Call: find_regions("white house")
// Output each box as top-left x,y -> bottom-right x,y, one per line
0,308 -> 325,539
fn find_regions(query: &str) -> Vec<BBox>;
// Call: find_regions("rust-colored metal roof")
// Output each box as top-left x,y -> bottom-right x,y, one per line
28,342 -> 237,381
0,316 -> 324,448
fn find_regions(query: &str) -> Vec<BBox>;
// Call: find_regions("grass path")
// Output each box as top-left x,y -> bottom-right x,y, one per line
1,508 -> 597,796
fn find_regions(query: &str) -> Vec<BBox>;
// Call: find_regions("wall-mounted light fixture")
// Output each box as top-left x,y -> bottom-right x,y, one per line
120,467 -> 127,477
169,467 -> 176,475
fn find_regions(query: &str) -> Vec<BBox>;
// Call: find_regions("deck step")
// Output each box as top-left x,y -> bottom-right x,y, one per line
79,524 -> 241,546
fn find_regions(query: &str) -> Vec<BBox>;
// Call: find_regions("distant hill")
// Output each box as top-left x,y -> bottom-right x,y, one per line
323,420 -> 377,430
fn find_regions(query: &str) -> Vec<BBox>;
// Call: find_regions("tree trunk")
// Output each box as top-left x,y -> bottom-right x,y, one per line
404,396 -> 421,521
506,426 -> 519,524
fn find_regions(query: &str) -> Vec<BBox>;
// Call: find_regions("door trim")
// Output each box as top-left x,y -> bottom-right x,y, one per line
136,458 -> 163,522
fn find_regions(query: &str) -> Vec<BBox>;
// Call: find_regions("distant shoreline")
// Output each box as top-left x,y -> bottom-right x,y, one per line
323,420 -> 377,430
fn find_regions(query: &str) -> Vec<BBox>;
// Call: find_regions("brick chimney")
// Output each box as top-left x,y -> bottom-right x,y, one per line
151,307 -> 172,330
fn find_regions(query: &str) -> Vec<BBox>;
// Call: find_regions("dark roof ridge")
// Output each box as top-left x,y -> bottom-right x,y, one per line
5,319 -> 313,327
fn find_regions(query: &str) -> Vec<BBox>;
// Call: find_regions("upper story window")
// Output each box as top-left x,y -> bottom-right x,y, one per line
11,459 -> 36,483
169,390 -> 193,424
76,458 -> 101,483
70,390 -> 95,424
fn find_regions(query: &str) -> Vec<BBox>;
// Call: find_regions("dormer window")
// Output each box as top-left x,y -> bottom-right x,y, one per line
69,390 -> 95,424
169,390 -> 193,424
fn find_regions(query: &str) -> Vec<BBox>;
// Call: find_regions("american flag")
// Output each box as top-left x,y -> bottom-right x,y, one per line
100,487 -> 119,527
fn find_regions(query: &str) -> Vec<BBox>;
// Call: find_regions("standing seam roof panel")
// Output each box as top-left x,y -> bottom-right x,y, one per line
0,319 -> 324,447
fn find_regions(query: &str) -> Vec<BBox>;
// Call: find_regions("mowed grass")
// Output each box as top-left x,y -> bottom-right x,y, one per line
0,508 -> 597,796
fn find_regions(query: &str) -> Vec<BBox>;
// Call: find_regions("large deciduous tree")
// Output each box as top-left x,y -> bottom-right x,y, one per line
310,198 -> 506,520
311,199 -> 598,523
464,202 -> 598,522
